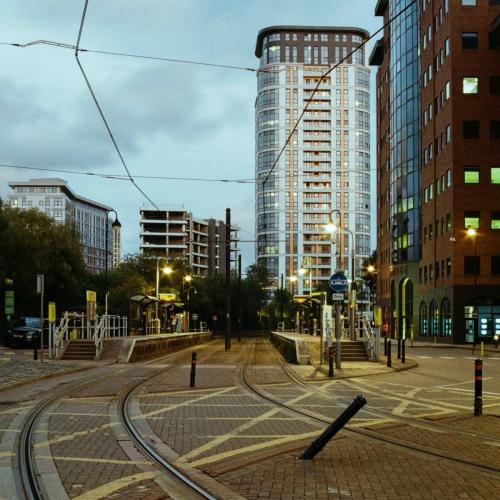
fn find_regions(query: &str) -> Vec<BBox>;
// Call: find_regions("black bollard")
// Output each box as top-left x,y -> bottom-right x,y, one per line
301,395 -> 367,460
33,343 -> 38,361
402,338 -> 406,364
474,358 -> 483,416
328,346 -> 334,378
384,337 -> 387,356
387,340 -> 392,368
190,352 -> 197,388
397,338 -> 401,359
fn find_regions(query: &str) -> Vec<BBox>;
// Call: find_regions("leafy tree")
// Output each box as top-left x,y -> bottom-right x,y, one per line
0,203 -> 85,318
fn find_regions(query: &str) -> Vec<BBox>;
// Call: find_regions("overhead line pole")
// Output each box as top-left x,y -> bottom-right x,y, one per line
225,208 -> 231,351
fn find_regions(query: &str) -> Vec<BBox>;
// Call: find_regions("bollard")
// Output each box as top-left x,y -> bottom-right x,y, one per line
384,337 -> 387,356
495,335 -> 499,349
401,338 -> 406,364
480,341 -> 484,358
33,343 -> 38,361
433,335 -> 437,345
189,352 -> 197,388
387,340 -> 392,368
474,358 -> 483,416
397,338 -> 401,360
328,346 -> 334,378
301,395 -> 367,460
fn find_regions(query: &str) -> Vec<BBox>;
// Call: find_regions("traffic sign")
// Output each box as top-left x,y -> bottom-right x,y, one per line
329,272 -> 348,293
192,313 -> 199,321
332,293 -> 344,301
4,290 -> 14,315
48,302 -> 56,323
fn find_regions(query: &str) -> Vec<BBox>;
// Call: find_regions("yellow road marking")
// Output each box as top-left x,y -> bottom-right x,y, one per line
0,451 -> 15,458
0,405 -> 33,415
38,455 -> 151,465
138,386 -> 236,418
179,387 -> 319,463
140,387 -> 236,397
72,471 -> 157,500
48,412 -> 108,417
34,422 -> 117,448
184,431 -> 319,468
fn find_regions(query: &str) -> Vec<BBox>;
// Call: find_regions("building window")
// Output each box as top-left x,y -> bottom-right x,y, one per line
462,32 -> 478,49
420,302 -> 428,336
446,213 -> 452,232
464,256 -> 480,275
491,211 -> 500,230
445,81 -> 450,99
447,257 -> 452,276
491,77 -> 500,94
491,121 -> 500,139
491,167 -> 500,184
464,211 -> 480,228
464,166 -> 480,183
492,256 -> 500,275
463,77 -> 479,94
463,120 -> 480,138
461,0 -> 476,4
446,169 -> 452,187
444,37 -> 450,56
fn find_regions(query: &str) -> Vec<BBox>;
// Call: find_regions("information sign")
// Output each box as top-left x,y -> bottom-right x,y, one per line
48,302 -> 56,323
329,272 -> 348,293
4,290 -> 14,315
332,293 -> 344,301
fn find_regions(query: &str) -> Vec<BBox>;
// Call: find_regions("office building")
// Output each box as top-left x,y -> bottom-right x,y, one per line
254,26 -> 372,293
140,207 -> 239,277
370,0 -> 500,343
7,178 -> 119,274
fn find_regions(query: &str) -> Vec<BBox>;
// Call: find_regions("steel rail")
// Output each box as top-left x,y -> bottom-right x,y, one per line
17,343 -> 217,499
118,349 -> 220,500
240,338 -> 500,476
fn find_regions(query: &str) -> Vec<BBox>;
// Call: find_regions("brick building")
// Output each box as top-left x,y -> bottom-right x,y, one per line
370,0 -> 500,343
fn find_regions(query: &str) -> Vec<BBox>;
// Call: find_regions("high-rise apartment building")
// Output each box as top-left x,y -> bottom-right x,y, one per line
254,26 -> 372,293
7,178 -> 119,274
371,0 -> 500,343
140,207 -> 239,276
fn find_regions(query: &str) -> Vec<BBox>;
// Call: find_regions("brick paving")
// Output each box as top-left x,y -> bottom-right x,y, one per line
0,354 -> 78,390
218,436 -> 500,499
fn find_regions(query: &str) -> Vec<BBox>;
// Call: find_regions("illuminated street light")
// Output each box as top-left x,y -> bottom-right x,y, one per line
298,267 -> 306,276
466,226 -> 477,238
367,264 -> 376,273
324,221 -> 338,234
163,266 -> 173,275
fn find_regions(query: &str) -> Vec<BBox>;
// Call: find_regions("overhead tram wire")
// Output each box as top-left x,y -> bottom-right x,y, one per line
74,0 -> 159,210
0,39 -> 279,74
259,0 -> 417,263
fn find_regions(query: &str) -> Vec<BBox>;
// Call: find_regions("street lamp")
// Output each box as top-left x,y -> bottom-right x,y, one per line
298,265 -> 312,297
466,226 -> 478,341
156,260 -> 173,331
289,275 -> 298,295
183,275 -> 195,331
104,209 -> 120,283
325,209 -> 357,340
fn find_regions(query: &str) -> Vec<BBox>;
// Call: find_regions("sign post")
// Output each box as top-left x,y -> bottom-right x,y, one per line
86,290 -> 97,339
48,302 -> 56,358
37,274 -> 44,362
330,272 -> 348,370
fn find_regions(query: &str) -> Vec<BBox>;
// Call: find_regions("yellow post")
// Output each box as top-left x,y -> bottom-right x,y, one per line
480,341 -> 484,358
433,335 -> 437,345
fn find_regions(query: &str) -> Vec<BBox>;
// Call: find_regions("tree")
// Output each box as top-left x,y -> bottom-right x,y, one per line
0,203 -> 86,317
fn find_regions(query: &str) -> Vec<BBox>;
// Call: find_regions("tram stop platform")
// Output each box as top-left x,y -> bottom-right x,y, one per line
271,331 -> 415,380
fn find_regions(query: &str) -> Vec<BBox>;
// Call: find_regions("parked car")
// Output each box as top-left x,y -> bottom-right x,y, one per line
4,317 -> 47,348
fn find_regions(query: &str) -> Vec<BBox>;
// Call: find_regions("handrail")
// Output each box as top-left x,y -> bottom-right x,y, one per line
360,315 -> 378,361
54,312 -> 70,358
94,316 -> 106,360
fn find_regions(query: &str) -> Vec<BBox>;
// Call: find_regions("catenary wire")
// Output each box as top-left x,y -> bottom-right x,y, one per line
0,39 -> 278,73
74,0 -> 159,209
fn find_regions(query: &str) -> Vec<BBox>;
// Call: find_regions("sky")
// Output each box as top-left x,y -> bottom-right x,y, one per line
0,0 -> 382,269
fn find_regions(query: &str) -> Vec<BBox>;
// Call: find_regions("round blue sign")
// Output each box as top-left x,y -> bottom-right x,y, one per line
329,272 -> 348,293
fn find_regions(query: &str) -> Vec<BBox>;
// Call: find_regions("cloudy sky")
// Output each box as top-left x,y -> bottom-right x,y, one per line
0,0 -> 381,267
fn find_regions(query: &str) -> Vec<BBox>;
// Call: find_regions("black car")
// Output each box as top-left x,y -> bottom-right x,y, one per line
5,317 -> 46,348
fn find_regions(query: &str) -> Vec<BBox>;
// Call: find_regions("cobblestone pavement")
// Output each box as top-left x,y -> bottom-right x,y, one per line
0,349 -> 80,391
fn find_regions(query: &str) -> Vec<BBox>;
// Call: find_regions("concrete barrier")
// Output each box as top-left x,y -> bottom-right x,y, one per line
270,331 -> 310,365
100,332 -> 213,362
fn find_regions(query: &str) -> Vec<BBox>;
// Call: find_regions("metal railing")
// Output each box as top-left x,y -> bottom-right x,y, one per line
359,315 -> 380,361
94,316 -> 105,360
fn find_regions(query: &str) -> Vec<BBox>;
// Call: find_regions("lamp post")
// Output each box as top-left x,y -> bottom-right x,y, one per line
104,209 -> 120,283
183,275 -> 197,332
325,209 -> 356,341
289,276 -> 298,332
156,260 -> 173,331
298,265 -> 312,297
466,226 -> 478,342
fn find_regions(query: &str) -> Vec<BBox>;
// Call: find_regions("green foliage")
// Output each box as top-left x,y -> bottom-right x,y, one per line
0,204 -> 85,316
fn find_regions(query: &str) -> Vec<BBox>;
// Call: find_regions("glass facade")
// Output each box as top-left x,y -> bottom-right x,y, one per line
389,0 -> 420,264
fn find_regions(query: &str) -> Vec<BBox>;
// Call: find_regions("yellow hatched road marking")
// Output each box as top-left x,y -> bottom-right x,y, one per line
72,471 -> 157,500
0,451 -> 15,458
179,386 -> 320,463
138,386 -> 236,418
184,431 -> 319,468
38,455 -> 152,465
34,422 -> 117,448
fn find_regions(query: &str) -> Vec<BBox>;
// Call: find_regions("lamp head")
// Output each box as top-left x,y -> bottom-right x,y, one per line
298,267 -> 306,276
184,275 -> 192,283
289,276 -> 298,283
367,265 -> 375,273
466,226 -> 476,237
324,221 -> 338,234
162,266 -> 173,275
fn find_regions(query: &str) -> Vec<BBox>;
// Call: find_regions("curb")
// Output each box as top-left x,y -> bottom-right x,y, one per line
295,358 -> 418,381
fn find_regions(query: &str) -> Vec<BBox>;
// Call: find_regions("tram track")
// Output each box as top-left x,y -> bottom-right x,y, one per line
240,338 -> 500,476
16,344 -> 220,500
